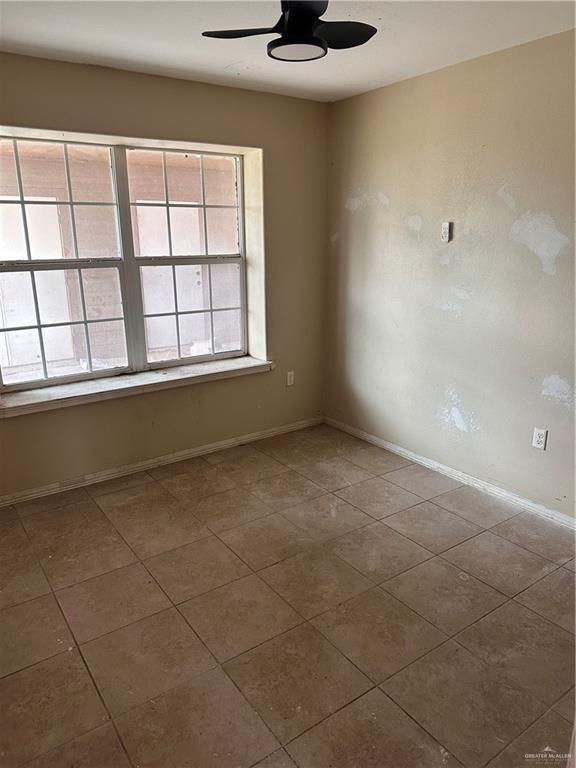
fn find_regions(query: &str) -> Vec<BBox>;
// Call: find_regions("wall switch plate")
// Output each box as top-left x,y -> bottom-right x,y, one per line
532,427 -> 548,450
286,370 -> 294,387
441,222 -> 453,242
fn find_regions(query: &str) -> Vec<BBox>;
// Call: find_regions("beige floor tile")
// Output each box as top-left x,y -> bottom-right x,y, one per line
327,522 -> 432,582
384,465 -> 462,499
0,594 -> 74,678
22,501 -> 136,590
147,456 -> 209,481
220,514 -> 314,570
223,624 -> 371,744
0,519 -> 50,609
247,471 -> 324,511
457,601 -> 574,706
260,549 -> 372,619
14,488 -> 91,517
26,723 -> 131,768
215,452 -> 289,485
0,504 -> 19,523
254,434 -> 345,468
83,608 -> 216,715
564,558 -> 576,572
336,477 -> 421,519
515,568 -> 575,633
432,486 -> 523,528
179,574 -> 301,661
204,444 -> 260,465
383,557 -> 506,635
443,531 -> 558,596
344,446 -> 413,475
0,650 -> 107,766
384,501 -> 481,553
159,464 -> 236,503
287,688 -> 461,768
97,483 -> 211,558
115,667 -> 278,768
312,588 -> 446,682
492,513 -> 575,564
193,488 -> 272,533
144,536 -> 250,603
552,688 -> 575,723
382,640 -> 544,768
281,494 -> 373,542
254,749 -> 297,768
293,457 -> 373,492
486,710 -> 573,768
87,471 -> 154,499
57,562 -> 170,643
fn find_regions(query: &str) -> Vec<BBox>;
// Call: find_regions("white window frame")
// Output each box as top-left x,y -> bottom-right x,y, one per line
0,135 -> 248,392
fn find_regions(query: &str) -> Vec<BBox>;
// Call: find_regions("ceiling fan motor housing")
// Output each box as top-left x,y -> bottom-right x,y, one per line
267,34 -> 328,61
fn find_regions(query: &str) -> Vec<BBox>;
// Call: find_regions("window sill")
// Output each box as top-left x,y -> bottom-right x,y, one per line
0,357 -> 273,418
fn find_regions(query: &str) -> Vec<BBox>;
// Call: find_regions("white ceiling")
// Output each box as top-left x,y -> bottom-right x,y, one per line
0,1 -> 573,101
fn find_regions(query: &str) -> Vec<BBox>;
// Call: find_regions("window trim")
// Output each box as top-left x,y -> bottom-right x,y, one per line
0,134 -> 250,392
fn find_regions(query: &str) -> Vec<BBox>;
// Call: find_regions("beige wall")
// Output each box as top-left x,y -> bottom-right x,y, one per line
326,32 -> 575,516
0,53 -> 329,495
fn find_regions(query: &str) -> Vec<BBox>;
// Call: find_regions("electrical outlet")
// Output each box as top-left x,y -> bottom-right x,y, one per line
441,222 -> 453,242
286,370 -> 294,387
532,428 -> 548,450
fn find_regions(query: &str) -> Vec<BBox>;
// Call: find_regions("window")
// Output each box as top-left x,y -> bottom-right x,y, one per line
0,136 -> 246,391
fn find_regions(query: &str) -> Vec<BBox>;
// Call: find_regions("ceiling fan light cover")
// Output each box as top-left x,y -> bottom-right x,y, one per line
267,35 -> 327,61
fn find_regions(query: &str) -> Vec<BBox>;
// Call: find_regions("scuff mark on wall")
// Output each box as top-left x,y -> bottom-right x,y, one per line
329,231 -> 340,243
497,183 -> 516,209
439,387 -> 479,435
510,211 -> 569,274
345,196 -> 363,211
404,214 -> 422,232
542,374 -> 575,410
437,287 -> 473,317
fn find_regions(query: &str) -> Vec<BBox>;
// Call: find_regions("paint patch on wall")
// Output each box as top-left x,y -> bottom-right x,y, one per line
497,183 -> 516,210
404,214 -> 422,232
437,287 -> 472,317
439,387 -> 479,435
542,374 -> 575,410
510,211 -> 569,275
344,189 -> 390,211
330,231 -> 340,243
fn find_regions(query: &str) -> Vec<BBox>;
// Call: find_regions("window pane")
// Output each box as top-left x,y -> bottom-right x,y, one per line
0,272 -> 36,328
145,315 -> 177,362
206,208 -> 238,255
179,313 -> 212,357
82,268 -> 123,320
35,270 -> 83,324
88,320 -> 127,370
18,141 -> 68,201
127,150 -> 165,202
170,207 -> 205,256
175,265 -> 210,312
131,206 -> 169,257
0,140 -> 19,199
213,309 -> 242,352
166,153 -> 202,204
211,263 -> 241,309
141,266 -> 174,314
75,205 -> 119,259
203,156 -> 237,206
0,328 -> 44,384
43,324 -> 88,378
68,145 -> 114,202
0,204 -> 28,260
26,204 -> 74,260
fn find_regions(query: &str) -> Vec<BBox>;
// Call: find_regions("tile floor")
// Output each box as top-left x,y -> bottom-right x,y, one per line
1,424 -> 574,768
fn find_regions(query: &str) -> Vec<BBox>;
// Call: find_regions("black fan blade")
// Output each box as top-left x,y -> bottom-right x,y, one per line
315,20 -> 377,49
202,27 -> 275,39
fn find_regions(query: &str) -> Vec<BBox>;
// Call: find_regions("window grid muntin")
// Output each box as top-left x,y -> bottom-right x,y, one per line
0,138 -> 247,390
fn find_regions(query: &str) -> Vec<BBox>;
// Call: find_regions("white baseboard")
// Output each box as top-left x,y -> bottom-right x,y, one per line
0,416 -> 322,508
326,417 -> 575,530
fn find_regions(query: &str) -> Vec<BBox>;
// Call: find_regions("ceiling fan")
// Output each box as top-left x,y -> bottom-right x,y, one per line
202,0 -> 377,62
